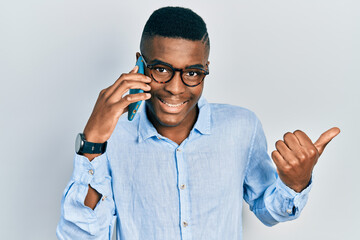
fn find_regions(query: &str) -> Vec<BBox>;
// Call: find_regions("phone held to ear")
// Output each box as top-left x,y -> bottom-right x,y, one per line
128,56 -> 145,121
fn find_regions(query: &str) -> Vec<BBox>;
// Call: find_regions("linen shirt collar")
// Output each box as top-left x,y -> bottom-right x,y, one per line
138,96 -> 211,143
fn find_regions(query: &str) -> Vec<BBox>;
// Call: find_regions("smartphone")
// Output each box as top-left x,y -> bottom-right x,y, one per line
128,56 -> 145,121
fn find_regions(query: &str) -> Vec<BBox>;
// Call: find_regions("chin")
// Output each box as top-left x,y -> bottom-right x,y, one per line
145,99 -> 197,128
154,114 -> 185,127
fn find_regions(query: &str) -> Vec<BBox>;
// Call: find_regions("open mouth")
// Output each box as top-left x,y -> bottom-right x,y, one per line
158,97 -> 188,108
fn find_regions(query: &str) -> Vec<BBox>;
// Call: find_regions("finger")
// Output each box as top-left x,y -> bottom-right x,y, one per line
109,80 -> 151,102
283,132 -> 301,151
114,92 -> 151,110
272,150 -> 289,169
275,140 -> 294,163
107,66 -> 138,95
293,130 -> 314,148
122,73 -> 152,82
105,70 -> 151,96
314,127 -> 340,155
109,73 -> 151,93
130,65 -> 138,73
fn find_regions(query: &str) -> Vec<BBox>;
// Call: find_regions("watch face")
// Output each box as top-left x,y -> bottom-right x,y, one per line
75,133 -> 83,153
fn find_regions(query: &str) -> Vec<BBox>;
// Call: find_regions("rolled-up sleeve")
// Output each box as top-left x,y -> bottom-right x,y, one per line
56,153 -> 116,239
243,117 -> 312,226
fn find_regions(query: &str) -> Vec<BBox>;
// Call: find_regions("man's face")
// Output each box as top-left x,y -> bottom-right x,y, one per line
141,36 -> 209,128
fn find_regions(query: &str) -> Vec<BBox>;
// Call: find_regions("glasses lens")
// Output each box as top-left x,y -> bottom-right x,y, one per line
151,65 -> 173,82
183,69 -> 206,86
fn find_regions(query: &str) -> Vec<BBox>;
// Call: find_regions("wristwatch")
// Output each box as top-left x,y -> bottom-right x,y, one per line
75,133 -> 107,155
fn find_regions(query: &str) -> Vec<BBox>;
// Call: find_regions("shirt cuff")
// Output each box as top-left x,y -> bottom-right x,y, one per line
71,153 -> 110,187
61,153 -> 113,235
276,176 -> 313,215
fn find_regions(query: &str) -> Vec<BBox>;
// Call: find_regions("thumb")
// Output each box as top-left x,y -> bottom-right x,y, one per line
129,65 -> 138,73
314,127 -> 340,155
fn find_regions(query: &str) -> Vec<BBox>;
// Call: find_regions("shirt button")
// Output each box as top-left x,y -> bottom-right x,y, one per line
286,209 -> 293,214
88,169 -> 94,175
180,184 -> 186,190
182,221 -> 188,227
177,148 -> 181,152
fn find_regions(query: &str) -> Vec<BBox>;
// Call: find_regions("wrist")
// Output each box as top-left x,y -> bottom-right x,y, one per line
287,181 -> 311,193
83,129 -> 108,143
83,153 -> 102,161
75,133 -> 107,156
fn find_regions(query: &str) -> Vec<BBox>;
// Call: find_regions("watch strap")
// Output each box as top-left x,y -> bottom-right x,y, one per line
82,141 -> 107,154
78,133 -> 107,154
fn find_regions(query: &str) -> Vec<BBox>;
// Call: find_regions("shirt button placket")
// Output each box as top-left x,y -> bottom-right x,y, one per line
176,146 -> 191,239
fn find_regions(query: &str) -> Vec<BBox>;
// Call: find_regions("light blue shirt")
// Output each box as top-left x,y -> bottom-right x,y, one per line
57,97 -> 312,240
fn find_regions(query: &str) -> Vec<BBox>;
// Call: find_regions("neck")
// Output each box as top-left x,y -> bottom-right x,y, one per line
146,106 -> 199,145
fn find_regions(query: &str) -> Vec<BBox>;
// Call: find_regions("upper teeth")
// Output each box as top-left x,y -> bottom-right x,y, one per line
160,98 -> 186,107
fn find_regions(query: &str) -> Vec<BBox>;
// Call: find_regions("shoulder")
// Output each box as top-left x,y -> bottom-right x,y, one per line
205,102 -> 261,144
206,102 -> 260,139
209,103 -> 259,126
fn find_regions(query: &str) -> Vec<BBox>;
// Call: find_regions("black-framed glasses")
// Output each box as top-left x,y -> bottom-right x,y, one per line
142,56 -> 209,87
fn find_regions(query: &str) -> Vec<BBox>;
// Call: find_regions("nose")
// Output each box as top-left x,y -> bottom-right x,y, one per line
164,71 -> 186,95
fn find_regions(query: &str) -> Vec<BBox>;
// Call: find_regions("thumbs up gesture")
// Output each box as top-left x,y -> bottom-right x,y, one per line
271,127 -> 340,192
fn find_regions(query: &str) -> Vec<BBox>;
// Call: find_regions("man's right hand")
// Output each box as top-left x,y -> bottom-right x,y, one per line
83,66 -> 152,145
82,66 -> 151,209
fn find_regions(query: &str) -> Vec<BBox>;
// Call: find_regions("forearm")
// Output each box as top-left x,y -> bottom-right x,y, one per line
57,153 -> 115,238
85,185 -> 102,210
243,117 -> 312,226
247,176 -> 312,226
84,153 -> 102,209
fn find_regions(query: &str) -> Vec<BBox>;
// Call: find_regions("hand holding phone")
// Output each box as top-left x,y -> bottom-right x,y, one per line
82,56 -> 151,145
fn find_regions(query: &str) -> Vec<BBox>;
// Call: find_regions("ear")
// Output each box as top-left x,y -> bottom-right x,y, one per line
136,52 -> 141,60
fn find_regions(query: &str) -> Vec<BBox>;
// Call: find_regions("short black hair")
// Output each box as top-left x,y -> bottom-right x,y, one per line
140,6 -> 210,54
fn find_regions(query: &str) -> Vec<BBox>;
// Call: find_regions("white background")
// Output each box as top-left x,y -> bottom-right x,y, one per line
1,0 -> 359,239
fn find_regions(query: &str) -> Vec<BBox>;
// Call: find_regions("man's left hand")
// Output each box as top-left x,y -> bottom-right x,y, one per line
271,127 -> 340,193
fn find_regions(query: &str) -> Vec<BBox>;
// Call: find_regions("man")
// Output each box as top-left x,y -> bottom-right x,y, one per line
56,6 -> 340,240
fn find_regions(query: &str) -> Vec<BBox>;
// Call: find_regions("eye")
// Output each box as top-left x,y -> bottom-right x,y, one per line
154,67 -> 168,73
186,71 -> 201,77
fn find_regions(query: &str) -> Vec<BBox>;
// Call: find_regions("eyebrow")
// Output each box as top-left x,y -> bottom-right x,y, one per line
149,59 -> 206,69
